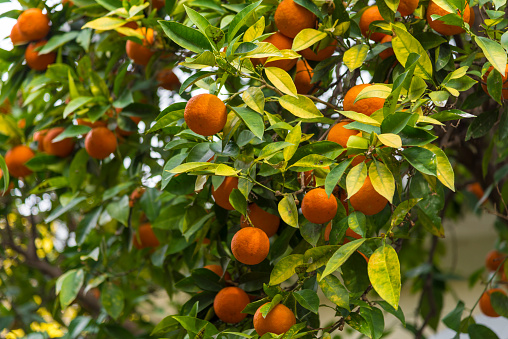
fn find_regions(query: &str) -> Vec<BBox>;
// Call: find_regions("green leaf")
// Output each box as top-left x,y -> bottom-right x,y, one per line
392,26 -> 433,80
289,154 -> 334,171
422,144 -> 454,191
269,254 -> 304,285
46,196 -> 86,223
305,245 -> 341,271
231,106 -> 264,140
442,301 -> 464,331
377,300 -> 405,326
491,291 -> 508,318
369,160 -> 395,203
265,67 -> 297,97
468,324 -> 499,339
346,162 -> 368,199
242,87 -> 265,113
64,97 -> 95,118
0,154 -> 9,193
279,95 -> 323,119
321,238 -> 366,280
319,275 -> 350,310
284,123 -> 301,162
229,188 -> 247,215
101,283 -> 125,320
344,44 -> 369,72
292,29 -> 327,52
278,195 -> 299,228
466,109 -> 497,141
38,32 -> 79,54
151,316 -> 179,336
184,5 -> 212,38
389,199 -> 420,233
56,269 -> 84,309
30,177 -> 69,194
293,289 -> 319,314
368,245 -> 401,309
69,149 -> 89,193
76,207 -> 102,245
258,141 -> 294,160
401,147 -> 437,176
227,0 -> 262,43
52,125 -> 90,142
178,71 -> 218,95
244,16 -> 265,42
325,158 -> 352,197
475,36 -> 507,76
106,196 -> 130,226
159,21 -> 212,53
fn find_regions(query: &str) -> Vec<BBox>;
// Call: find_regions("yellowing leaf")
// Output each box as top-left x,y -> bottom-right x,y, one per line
392,26 -> 433,80
265,67 -> 298,97
242,87 -> 265,114
265,49 -> 300,63
246,42 -> 282,59
369,161 -> 395,203
339,110 -> 381,126
417,115 -> 444,125
269,254 -> 304,285
422,144 -> 455,191
292,29 -> 327,52
346,162 -> 368,199
355,84 -> 392,102
83,17 -> 127,30
344,44 -> 369,72
368,245 -> 401,310
244,16 -> 265,42
279,95 -> 323,118
378,133 -> 402,148
278,195 -> 299,228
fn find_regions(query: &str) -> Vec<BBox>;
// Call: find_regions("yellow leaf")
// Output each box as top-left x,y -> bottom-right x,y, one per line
292,29 -> 327,52
265,67 -> 297,97
378,133 -> 402,148
346,162 -> 368,199
339,110 -> 381,126
83,17 -> 127,30
244,16 -> 265,42
369,161 -> 395,203
279,95 -> 323,118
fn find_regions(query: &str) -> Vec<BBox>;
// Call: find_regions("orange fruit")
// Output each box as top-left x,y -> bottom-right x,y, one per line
231,227 -> 270,265
129,187 -> 146,207
274,0 -> 316,39
157,68 -> 180,90
213,287 -> 250,324
84,127 -> 117,160
25,41 -> 56,71
76,118 -> 108,129
10,23 -> 28,46
240,203 -> 280,238
295,60 -> 316,95
17,119 -> 26,129
397,0 -> 419,16
204,264 -> 232,281
132,223 -> 160,249
17,8 -> 50,41
349,176 -> 388,215
5,145 -> 35,178
301,188 -> 338,224
485,250 -> 505,272
426,0 -> 470,36
359,6 -> 388,42
116,116 -> 142,136
126,28 -> 155,66
212,176 -> 238,210
184,93 -> 227,136
479,288 -> 506,317
327,121 -> 361,148
481,65 -> 508,100
254,303 -> 296,336
33,129 -> 48,151
252,32 -> 297,71
151,0 -> 165,10
343,84 -> 385,116
379,35 -> 394,60
324,224 -> 361,242
43,127 -> 75,158
468,6 -> 475,27
299,39 -> 337,62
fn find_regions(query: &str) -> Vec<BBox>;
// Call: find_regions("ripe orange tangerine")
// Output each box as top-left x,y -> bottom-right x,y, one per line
349,176 -> 388,215
17,8 -> 50,41
481,65 -> 508,100
157,68 -> 181,91
359,6 -> 388,42
274,0 -> 316,39
204,264 -> 232,281
295,59 -> 315,95
240,203 -> 280,238
485,250 -> 506,272
133,223 -> 160,249
379,35 -> 394,60
426,0 -> 470,36
85,127 -> 117,160
327,121 -> 361,148
299,39 -> 337,61
301,188 -> 337,224
343,84 -> 385,116
213,287 -> 250,324
479,288 -> 506,317
397,0 -> 419,17
5,145 -> 35,178
254,303 -> 296,336
231,227 -> 270,265
211,176 -> 238,210
126,28 -> 155,66
184,93 -> 227,136
10,23 -> 28,46
43,127 -> 75,158
25,41 -> 56,71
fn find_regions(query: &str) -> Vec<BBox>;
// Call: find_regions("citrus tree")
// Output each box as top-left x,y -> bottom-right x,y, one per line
1,0 -> 508,338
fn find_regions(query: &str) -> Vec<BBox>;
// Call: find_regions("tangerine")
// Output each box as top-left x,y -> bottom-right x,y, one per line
129,187 -> 146,207
212,176 -> 238,210
379,35 -> 394,60
43,127 -> 75,158
17,8 -> 50,41
84,127 -> 117,159
349,176 -> 388,215
397,0 -> 419,16
126,28 -> 155,66
359,6 -> 388,42
485,250 -> 505,272
5,145 -> 35,178
231,227 -> 270,265
299,39 -> 337,61
253,303 -> 296,336
132,223 -> 160,249
240,203 -> 280,238
426,0 -> 470,36
157,68 -> 181,91
10,23 -> 28,46
295,59 -> 315,95
33,129 -> 48,151
274,0 -> 316,39
204,264 -> 232,281
327,121 -> 361,148
252,32 -> 297,71
25,41 -> 56,71
479,288 -> 506,318
184,93 -> 227,136
213,287 -> 250,324
343,84 -> 385,116
301,188 -> 338,224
